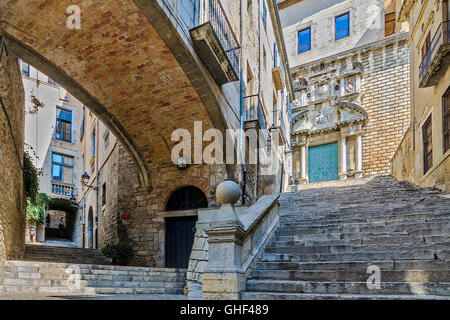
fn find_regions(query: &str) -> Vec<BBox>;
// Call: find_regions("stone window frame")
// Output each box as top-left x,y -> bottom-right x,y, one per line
297,26 -> 311,54
422,113 -> 433,175
55,107 -> 72,143
51,152 -> 74,183
101,182 -> 106,207
334,11 -> 350,41
443,86 -> 450,154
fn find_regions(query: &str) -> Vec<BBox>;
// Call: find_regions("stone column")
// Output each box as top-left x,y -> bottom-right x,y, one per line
300,144 -> 307,181
202,180 -> 246,300
37,223 -> 45,242
355,134 -> 363,178
293,148 -> 301,179
340,136 -> 348,180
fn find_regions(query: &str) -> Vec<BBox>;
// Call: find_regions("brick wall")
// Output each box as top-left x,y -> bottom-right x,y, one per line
360,40 -> 410,176
0,44 -> 26,260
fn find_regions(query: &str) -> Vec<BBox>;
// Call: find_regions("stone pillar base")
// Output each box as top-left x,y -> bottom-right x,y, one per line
355,171 -> 363,179
202,270 -> 246,300
339,173 -> 348,180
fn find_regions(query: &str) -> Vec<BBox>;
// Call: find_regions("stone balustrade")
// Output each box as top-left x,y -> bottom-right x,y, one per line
186,180 -> 280,299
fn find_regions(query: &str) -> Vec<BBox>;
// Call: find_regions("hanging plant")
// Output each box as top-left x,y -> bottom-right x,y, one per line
26,193 -> 51,224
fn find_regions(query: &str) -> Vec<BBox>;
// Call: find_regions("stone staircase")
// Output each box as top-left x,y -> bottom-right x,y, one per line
242,175 -> 450,300
0,260 -> 186,296
23,244 -> 107,265
0,244 -> 186,297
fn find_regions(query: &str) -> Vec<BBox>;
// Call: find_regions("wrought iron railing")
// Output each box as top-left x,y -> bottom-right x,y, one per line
244,95 -> 268,131
160,0 -> 200,31
419,21 -> 450,84
200,0 -> 240,76
52,182 -> 74,197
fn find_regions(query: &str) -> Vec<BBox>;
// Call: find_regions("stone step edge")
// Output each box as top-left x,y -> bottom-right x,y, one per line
3,260 -> 186,272
240,292 -> 450,300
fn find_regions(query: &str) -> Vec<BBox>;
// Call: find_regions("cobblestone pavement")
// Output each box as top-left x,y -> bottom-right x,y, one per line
0,294 -> 187,300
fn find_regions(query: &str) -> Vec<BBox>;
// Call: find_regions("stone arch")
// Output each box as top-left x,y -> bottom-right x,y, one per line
0,0 -> 227,191
2,33 -> 151,188
165,185 -> 208,211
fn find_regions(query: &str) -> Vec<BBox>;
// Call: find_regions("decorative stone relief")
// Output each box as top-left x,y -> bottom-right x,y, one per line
292,102 -> 367,134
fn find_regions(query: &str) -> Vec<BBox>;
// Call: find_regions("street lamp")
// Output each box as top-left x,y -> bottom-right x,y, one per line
81,172 -> 98,191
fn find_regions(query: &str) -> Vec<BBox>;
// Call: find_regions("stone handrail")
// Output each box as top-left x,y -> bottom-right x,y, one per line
193,180 -> 280,300
239,194 -> 280,277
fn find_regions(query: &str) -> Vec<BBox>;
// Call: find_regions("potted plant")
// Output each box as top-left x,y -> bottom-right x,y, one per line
101,241 -> 135,265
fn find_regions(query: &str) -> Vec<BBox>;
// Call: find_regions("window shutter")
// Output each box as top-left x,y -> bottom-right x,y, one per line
385,12 -> 396,36
443,87 -> 450,153
422,115 -> 433,174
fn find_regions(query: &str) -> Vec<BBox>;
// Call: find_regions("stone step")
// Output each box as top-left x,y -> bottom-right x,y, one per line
23,245 -> 107,265
279,217 -> 450,230
245,280 -> 450,296
264,242 -> 450,255
271,235 -> 450,246
254,260 -> 450,271
94,287 -> 184,295
241,292 -> 450,300
0,285 -> 96,295
0,277 -> 90,287
79,274 -> 185,282
250,269 -> 450,282
277,228 -> 449,238
278,213 -> 450,227
259,249 -> 449,262
85,280 -> 185,288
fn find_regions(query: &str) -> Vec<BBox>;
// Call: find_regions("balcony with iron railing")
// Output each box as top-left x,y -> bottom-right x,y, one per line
190,0 -> 240,85
419,21 -> 450,88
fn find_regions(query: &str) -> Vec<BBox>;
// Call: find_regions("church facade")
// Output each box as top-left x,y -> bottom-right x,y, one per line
279,0 -> 411,186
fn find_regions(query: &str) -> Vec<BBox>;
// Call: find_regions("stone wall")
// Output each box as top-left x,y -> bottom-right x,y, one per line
123,163 -> 226,267
97,142 -> 120,247
360,38 -> 410,176
391,127 -> 415,183
0,40 -> 26,260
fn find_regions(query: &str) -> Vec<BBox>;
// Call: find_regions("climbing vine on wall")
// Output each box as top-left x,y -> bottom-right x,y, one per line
23,152 -> 39,204
23,151 -> 51,223
26,193 -> 51,224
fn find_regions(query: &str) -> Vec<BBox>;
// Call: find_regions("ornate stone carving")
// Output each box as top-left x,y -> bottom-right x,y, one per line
292,102 -> 368,135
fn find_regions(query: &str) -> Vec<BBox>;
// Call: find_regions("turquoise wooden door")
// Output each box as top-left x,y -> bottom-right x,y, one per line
308,142 -> 339,183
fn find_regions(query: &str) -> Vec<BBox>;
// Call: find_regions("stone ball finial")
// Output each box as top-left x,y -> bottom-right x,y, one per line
216,180 -> 241,205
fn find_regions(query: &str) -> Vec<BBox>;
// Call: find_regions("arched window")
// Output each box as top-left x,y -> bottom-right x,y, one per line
165,186 -> 207,211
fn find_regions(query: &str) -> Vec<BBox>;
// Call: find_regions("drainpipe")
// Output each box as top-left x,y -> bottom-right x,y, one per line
240,0 -> 246,204
95,119 -> 99,249
256,0 -> 262,201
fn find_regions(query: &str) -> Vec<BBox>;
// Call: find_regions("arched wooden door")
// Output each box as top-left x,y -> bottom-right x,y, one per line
165,186 -> 207,268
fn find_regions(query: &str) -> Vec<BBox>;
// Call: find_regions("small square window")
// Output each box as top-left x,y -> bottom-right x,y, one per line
297,28 -> 311,54
335,12 -> 350,40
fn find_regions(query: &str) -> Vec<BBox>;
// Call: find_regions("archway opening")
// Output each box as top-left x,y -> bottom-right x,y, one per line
165,186 -> 208,211
164,186 -> 207,268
